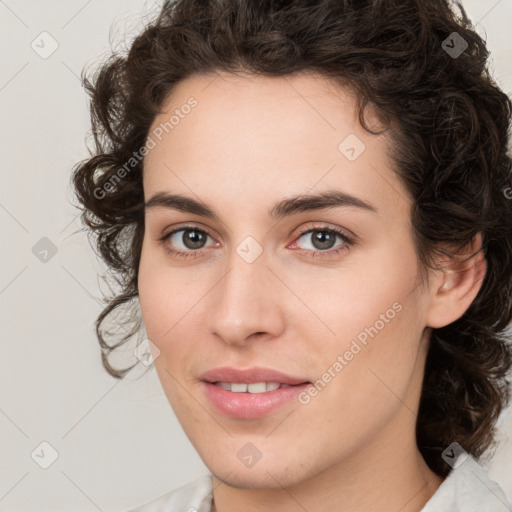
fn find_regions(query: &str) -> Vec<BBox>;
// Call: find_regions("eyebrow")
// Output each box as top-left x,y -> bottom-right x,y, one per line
144,189 -> 378,220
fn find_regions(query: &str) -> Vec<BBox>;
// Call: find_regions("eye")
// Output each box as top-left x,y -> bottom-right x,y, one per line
158,226 -> 217,260
291,224 -> 354,259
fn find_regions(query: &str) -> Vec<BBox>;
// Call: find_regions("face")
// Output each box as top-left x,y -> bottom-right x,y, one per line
138,71 -> 434,489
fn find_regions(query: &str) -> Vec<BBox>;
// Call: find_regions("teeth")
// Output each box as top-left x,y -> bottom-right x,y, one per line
214,382 -> 282,393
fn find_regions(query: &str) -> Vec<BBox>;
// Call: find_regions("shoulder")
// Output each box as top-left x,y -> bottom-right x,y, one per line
421,454 -> 512,512
127,474 -> 213,512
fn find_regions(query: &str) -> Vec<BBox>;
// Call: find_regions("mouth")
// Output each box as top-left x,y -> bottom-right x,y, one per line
199,366 -> 312,419
210,381 -> 302,392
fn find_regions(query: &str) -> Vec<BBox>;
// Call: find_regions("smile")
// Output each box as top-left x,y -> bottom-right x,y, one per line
213,382 -> 291,392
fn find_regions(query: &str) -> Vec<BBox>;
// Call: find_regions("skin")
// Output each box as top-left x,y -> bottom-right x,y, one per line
137,70 -> 487,512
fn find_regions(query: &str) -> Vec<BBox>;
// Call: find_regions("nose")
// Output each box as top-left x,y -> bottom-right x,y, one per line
208,246 -> 286,347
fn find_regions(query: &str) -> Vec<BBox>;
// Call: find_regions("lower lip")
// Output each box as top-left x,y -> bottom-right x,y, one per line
202,382 -> 312,419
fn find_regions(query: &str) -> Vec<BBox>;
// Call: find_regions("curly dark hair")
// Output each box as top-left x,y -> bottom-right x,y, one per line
71,0 -> 512,478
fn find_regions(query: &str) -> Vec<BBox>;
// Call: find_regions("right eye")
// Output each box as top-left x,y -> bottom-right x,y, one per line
158,226 -> 218,259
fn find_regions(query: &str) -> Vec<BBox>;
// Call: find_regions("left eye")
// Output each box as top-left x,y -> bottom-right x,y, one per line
293,227 -> 352,253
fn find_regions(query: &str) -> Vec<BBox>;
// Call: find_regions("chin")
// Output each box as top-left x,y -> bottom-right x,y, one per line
210,464 -> 306,490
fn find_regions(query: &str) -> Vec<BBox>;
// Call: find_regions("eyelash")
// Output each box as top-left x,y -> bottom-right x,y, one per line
157,224 -> 355,261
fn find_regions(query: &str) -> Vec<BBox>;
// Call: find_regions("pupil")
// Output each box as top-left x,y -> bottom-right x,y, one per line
184,230 -> 205,249
313,231 -> 335,250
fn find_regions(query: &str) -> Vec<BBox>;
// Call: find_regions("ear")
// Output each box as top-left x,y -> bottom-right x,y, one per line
425,232 -> 487,329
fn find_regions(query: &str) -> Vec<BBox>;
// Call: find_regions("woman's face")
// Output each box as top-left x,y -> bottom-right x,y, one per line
138,71 -> 436,488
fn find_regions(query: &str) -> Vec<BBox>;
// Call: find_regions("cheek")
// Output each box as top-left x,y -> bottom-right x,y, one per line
138,249 -> 213,387
300,238 -> 424,407
138,240 -> 194,338
298,279 -> 420,400
138,259 -> 180,372
291,239 -> 420,348
138,259 -> 198,408
138,257 -> 167,337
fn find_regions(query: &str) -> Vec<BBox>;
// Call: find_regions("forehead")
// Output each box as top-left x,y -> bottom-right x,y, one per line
144,70 -> 379,165
142,71 -> 409,220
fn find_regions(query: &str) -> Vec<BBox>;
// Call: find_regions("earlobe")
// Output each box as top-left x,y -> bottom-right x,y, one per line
426,233 -> 487,329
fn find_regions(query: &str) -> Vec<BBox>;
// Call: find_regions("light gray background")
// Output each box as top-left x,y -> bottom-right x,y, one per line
0,0 -> 511,510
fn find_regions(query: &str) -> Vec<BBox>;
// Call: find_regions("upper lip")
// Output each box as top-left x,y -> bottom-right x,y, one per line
199,366 -> 310,385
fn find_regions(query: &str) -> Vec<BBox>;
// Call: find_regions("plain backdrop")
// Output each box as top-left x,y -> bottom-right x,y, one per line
0,0 -> 511,510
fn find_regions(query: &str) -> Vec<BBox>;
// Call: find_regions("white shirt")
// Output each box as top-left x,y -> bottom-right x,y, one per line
129,455 -> 512,512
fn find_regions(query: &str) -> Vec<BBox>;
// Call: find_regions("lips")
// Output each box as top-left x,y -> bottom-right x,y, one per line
199,366 -> 310,386
199,366 -> 312,419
